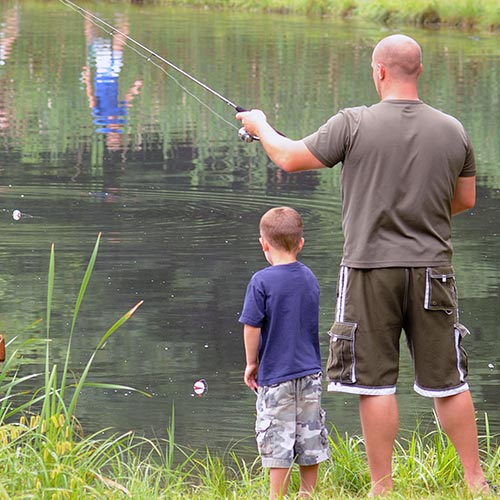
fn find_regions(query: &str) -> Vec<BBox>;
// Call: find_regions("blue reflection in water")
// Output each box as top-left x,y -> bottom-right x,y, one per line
82,14 -> 142,147
91,37 -> 127,133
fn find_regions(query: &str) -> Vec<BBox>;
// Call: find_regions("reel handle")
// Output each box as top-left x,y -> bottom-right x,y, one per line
238,127 -> 258,143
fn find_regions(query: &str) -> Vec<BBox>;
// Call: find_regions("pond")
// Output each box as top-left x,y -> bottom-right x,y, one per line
0,0 -> 499,455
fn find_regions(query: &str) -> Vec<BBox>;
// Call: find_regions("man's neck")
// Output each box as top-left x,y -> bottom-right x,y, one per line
380,83 -> 419,101
382,94 -> 420,101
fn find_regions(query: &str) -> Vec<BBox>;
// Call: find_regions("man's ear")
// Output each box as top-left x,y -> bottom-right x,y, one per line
377,63 -> 385,80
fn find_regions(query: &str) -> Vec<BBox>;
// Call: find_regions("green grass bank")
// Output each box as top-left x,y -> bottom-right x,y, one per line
101,0 -> 500,32
0,415 -> 499,499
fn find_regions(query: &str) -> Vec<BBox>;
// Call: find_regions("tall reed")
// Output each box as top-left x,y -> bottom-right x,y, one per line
0,233 -> 149,497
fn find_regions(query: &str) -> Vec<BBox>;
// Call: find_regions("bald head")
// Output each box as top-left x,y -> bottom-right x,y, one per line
372,34 -> 422,82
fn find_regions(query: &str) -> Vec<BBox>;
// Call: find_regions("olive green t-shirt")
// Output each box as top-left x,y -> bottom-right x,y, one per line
303,100 -> 476,268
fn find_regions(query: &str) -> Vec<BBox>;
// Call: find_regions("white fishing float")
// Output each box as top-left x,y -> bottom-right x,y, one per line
193,378 -> 208,397
12,209 -> 35,221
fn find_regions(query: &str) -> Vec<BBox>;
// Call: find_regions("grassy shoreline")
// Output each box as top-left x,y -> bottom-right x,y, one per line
102,0 -> 500,32
1,411 -> 499,498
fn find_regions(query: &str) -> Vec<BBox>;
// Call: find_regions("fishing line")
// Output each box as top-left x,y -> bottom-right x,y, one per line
59,0 -> 256,141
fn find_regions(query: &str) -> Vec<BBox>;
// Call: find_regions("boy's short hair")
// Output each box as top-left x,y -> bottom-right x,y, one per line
259,206 -> 303,252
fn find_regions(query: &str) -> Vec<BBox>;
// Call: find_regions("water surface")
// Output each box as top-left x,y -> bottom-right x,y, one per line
0,1 -> 498,454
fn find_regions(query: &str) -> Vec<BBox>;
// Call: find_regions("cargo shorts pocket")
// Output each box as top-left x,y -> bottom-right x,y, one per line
326,321 -> 357,384
255,417 -> 273,456
424,267 -> 457,314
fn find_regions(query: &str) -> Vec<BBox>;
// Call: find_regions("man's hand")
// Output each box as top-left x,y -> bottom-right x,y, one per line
236,109 -> 326,173
235,109 -> 268,139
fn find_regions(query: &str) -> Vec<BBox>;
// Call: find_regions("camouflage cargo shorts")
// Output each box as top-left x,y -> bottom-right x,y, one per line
255,372 -> 330,468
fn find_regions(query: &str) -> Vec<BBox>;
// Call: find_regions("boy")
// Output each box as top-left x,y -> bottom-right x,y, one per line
239,206 -> 330,499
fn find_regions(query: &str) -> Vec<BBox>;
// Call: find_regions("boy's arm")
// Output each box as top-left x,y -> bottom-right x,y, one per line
243,324 -> 261,392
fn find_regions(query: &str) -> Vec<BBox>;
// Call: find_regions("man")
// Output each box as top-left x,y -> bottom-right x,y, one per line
236,34 -> 489,496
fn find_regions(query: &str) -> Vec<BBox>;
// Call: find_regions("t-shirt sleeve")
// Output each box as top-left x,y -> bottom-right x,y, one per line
303,108 -> 364,168
303,113 -> 347,168
239,276 -> 265,327
459,133 -> 476,177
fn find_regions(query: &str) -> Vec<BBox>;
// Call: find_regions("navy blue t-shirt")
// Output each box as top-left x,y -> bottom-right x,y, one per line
239,261 -> 322,387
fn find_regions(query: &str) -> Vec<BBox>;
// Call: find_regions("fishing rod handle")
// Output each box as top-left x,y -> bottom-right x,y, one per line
236,106 -> 286,143
235,106 -> 258,142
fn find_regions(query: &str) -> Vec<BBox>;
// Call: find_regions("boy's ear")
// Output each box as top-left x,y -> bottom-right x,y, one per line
259,236 -> 270,251
297,237 -> 305,252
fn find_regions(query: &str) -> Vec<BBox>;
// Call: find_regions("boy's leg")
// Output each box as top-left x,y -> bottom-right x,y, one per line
433,391 -> 489,494
256,381 -> 296,499
269,467 -> 291,499
359,394 -> 399,496
298,463 -> 319,498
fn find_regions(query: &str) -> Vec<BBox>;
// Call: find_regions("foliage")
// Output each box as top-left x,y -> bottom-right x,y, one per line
0,234 -> 146,496
0,411 -> 498,497
88,0 -> 500,29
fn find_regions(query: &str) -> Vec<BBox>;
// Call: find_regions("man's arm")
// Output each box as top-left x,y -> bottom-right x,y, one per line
243,324 -> 261,391
236,109 -> 326,172
452,176 -> 476,215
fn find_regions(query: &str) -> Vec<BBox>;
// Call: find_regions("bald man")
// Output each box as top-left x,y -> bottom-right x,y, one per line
236,34 -> 489,496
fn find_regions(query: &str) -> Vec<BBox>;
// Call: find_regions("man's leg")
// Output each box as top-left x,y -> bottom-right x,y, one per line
359,394 -> 399,496
434,391 -> 489,494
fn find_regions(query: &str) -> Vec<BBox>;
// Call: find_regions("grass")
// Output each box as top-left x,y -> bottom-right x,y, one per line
0,414 -> 498,498
97,0 -> 500,31
0,235 -> 498,498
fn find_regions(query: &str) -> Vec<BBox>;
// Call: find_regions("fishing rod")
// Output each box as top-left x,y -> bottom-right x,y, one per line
59,0 -> 257,142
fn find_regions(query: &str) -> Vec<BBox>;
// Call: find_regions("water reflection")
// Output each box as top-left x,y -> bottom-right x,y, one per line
83,13 -> 142,150
0,6 -> 19,133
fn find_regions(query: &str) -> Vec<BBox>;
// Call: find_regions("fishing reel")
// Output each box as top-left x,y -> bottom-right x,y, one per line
238,127 -> 258,143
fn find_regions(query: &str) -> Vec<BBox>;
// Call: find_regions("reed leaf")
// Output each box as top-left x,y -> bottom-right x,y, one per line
67,299 -> 145,418
45,243 -> 55,388
59,232 -> 102,408
81,382 -> 152,398
95,300 -> 144,351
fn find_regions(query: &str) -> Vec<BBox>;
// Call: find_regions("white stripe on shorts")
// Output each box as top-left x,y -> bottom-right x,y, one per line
328,381 -> 396,395
454,327 -> 467,382
336,266 -> 349,323
413,382 -> 469,398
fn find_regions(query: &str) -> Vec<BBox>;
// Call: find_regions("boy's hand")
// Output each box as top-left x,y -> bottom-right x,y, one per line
244,362 -> 259,392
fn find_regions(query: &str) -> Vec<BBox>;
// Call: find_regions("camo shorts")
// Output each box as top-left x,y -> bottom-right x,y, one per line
255,372 -> 330,468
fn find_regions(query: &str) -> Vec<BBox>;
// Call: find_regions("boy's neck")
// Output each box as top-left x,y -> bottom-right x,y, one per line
267,249 -> 298,266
